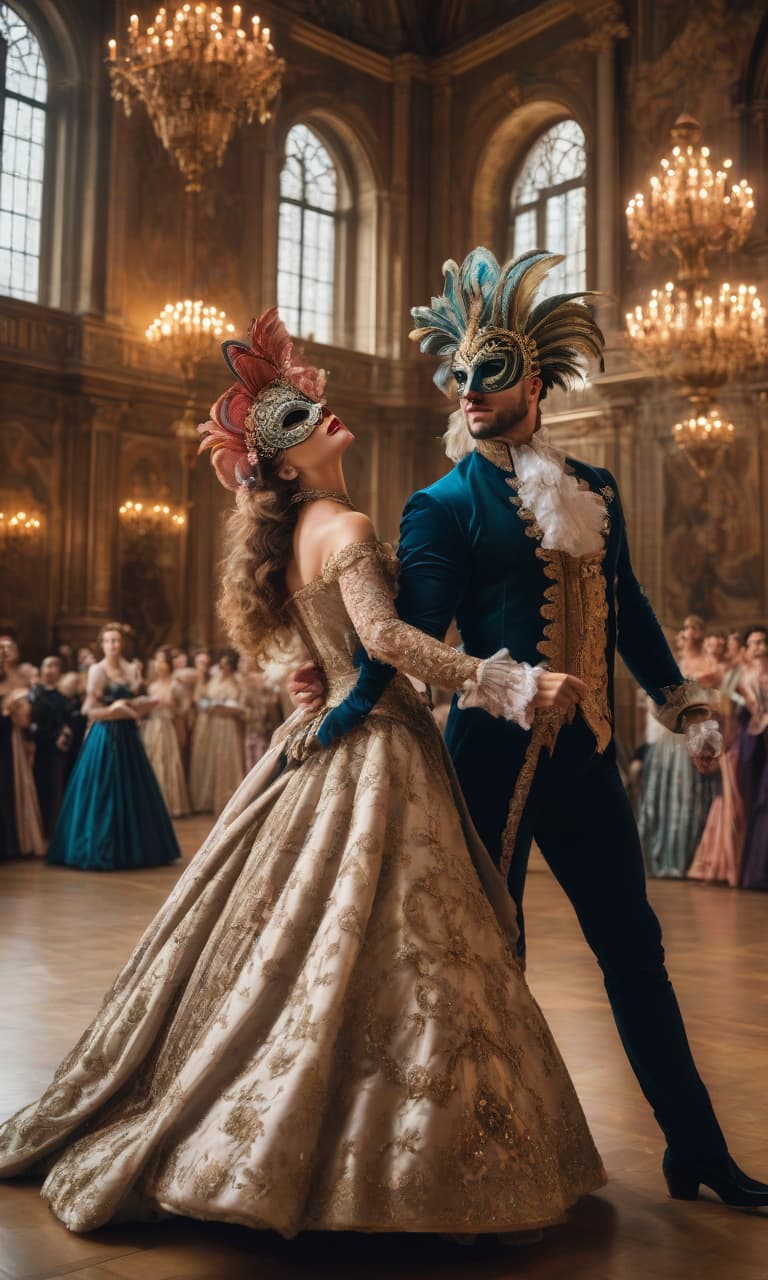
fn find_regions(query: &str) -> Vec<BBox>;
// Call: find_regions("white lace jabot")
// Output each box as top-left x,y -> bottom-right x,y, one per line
508,427 -> 606,558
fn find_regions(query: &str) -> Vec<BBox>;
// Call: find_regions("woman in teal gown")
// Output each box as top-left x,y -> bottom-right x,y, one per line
47,623 -> 180,871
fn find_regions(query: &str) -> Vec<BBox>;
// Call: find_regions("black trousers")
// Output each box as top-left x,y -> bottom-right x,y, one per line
457,714 -> 727,1162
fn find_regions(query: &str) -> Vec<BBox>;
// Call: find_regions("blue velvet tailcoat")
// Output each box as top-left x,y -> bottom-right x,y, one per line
319,442 -> 686,869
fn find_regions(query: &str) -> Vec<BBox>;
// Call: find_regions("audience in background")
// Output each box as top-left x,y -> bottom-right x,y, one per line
3,687 -> 45,858
28,657 -> 76,838
2,615 -> 762,887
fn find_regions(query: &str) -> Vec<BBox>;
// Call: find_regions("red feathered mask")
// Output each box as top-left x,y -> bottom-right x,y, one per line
198,307 -> 327,492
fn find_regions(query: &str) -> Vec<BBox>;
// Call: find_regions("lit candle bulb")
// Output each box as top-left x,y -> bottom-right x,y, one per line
262,25 -> 270,42
108,37 -> 117,59
252,13 -> 260,34
232,3 -> 241,24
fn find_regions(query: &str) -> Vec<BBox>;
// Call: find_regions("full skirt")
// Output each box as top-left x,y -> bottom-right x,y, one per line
739,730 -> 768,890
47,721 -> 180,871
0,701 -> 604,1236
638,728 -> 715,878
142,714 -> 190,818
688,745 -> 744,887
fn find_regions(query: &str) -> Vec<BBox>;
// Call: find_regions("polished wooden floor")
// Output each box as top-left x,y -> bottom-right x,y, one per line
1,818 -> 767,1280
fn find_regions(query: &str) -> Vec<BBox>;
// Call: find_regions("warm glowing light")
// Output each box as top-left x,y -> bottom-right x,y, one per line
671,405 -> 736,478
118,498 -> 186,534
145,298 -> 235,381
106,4 -> 285,192
625,280 -> 767,390
0,509 -> 44,543
626,115 -> 755,281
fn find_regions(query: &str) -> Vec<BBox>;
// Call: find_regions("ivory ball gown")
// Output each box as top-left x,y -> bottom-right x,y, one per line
0,542 -> 604,1236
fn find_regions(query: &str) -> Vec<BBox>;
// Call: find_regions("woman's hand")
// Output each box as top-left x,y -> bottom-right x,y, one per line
108,699 -> 138,721
131,696 -> 159,718
287,662 -> 325,715
529,671 -> 589,713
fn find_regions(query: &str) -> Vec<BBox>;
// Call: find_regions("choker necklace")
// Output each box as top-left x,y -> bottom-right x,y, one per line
291,488 -> 354,509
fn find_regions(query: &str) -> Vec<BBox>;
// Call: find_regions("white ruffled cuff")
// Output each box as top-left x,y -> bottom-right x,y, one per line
457,649 -> 540,729
685,718 -> 723,760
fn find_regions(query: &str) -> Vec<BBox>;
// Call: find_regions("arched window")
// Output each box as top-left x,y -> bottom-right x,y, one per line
508,119 -> 586,297
0,4 -> 47,302
278,124 -> 339,344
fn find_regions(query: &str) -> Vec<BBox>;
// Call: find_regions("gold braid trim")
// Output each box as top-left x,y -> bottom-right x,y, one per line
500,708 -> 561,879
498,475 -> 613,871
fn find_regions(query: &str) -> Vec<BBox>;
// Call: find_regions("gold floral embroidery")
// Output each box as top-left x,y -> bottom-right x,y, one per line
475,438 -> 514,471
0,538 -> 604,1238
334,542 -> 480,691
497,478 -> 613,866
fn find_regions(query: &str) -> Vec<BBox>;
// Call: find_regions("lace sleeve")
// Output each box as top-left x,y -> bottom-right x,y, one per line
334,541 -> 478,690
333,541 -> 541,726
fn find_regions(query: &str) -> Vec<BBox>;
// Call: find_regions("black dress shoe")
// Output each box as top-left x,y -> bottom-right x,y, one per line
663,1148 -> 768,1207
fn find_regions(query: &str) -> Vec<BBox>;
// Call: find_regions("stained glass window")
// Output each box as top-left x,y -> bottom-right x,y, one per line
0,4 -> 47,302
278,124 -> 338,343
509,120 -> 586,297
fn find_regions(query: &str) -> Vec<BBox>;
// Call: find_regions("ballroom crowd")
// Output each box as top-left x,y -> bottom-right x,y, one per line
0,629 -> 286,863
2,616 -> 766,885
636,617 -> 768,889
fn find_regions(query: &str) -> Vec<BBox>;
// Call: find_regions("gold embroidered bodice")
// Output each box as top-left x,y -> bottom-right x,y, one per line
289,540 -> 479,710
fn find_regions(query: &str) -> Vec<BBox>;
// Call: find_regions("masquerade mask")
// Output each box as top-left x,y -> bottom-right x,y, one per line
450,327 -> 539,395
199,308 -> 328,491
410,247 -> 604,399
243,379 -> 325,461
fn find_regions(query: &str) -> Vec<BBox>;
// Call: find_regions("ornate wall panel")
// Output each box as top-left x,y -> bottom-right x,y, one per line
0,0 -> 766,761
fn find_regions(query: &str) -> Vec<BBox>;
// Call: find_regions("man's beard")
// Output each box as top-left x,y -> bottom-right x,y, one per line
464,396 -> 530,440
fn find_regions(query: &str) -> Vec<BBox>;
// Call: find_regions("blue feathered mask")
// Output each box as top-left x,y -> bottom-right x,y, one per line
410,247 -> 605,397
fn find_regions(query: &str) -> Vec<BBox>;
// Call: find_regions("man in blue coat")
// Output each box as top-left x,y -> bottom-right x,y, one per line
296,248 -> 767,1208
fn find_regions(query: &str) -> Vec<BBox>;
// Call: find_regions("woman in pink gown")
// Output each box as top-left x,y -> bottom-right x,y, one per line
688,634 -> 744,887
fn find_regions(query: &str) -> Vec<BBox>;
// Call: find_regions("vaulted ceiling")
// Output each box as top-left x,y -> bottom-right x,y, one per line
276,0 -> 546,57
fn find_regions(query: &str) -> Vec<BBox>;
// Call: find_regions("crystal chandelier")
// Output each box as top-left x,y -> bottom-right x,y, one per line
145,298 -> 235,465
108,5 -> 286,193
0,509 -> 43,544
671,404 -> 735,480
625,280 -> 767,395
625,113 -> 765,472
146,298 -> 235,382
118,500 -> 187,533
626,115 -> 755,282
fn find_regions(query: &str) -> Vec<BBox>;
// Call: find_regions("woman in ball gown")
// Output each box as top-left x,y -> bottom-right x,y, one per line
242,656 -> 284,771
737,628 -> 768,890
638,617 -> 718,878
0,641 -> 21,859
0,311 -> 603,1239
203,649 -> 246,815
142,647 -> 190,818
2,687 -> 46,857
688,634 -> 745,887
188,648 -> 214,812
47,623 -> 180,871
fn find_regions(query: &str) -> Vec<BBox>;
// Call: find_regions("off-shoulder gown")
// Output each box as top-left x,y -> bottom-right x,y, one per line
0,541 -> 604,1237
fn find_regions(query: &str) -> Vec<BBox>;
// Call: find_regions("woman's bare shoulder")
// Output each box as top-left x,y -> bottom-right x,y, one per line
323,509 -> 376,557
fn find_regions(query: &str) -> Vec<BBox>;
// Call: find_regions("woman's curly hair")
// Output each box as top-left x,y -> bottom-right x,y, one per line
217,461 -> 299,664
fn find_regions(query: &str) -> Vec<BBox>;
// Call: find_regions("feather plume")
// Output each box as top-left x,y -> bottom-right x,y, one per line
409,246 -> 605,395
199,305 -> 328,491
222,306 -> 326,402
